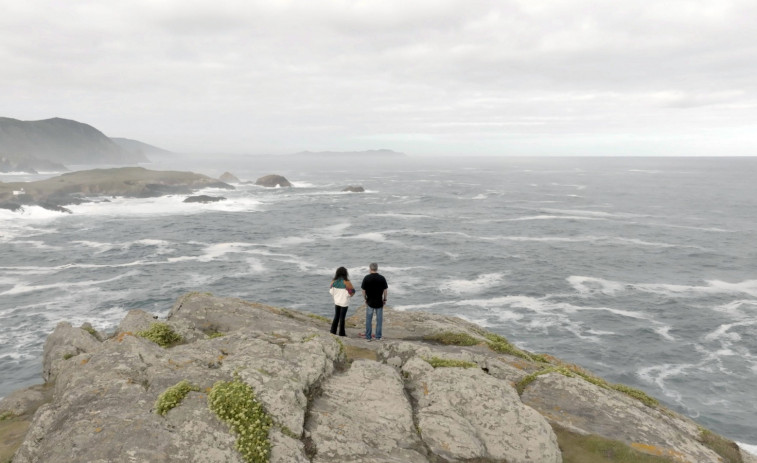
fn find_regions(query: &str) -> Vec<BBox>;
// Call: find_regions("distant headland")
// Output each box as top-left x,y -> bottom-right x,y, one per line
0,117 -> 170,173
290,149 -> 407,157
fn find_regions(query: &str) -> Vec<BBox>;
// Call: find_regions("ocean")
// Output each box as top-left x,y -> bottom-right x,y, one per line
1,155 -> 756,453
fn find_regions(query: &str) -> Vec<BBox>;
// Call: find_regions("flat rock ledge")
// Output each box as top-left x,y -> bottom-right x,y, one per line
2,293 -> 752,463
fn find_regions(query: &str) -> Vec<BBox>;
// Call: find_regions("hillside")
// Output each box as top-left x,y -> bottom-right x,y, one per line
0,117 -> 149,168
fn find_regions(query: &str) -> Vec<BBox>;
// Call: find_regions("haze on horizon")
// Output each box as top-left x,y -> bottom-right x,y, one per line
2,0 -> 756,157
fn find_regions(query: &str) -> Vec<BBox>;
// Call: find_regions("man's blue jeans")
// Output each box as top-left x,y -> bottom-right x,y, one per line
365,305 -> 383,340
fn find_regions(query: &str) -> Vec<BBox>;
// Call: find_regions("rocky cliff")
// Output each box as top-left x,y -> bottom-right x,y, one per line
1,293 -> 754,463
0,117 -> 149,169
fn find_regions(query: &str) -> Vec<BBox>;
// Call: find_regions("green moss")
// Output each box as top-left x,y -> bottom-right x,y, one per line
422,331 -> 480,346
208,332 -> 225,339
698,428 -> 743,463
0,411 -> 14,422
208,376 -> 272,463
611,384 -> 659,408
483,332 -> 540,362
424,357 -> 477,369
554,424 -> 678,462
301,333 -> 319,343
82,325 -> 98,337
154,380 -> 197,416
279,425 -> 299,440
516,365 -> 659,408
62,353 -> 74,360
306,313 -> 330,323
137,322 -> 183,348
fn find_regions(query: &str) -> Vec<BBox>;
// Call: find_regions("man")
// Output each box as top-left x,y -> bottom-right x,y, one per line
361,262 -> 388,342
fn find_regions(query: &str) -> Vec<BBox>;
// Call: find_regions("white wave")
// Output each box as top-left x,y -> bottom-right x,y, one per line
366,213 -> 435,219
505,215 -> 606,222
654,326 -> 676,341
570,276 -> 757,299
290,181 -> 316,188
11,240 -> 62,250
268,236 -> 316,247
439,273 -> 505,296
454,314 -> 493,327
704,320 -> 757,343
712,300 -> 757,319
245,258 -> 266,274
472,194 -> 487,200
637,279 -> 757,298
316,223 -> 352,234
65,195 -> 261,217
0,271 -> 139,296
540,208 -> 647,219
392,301 -> 447,311
637,363 -> 690,404
568,276 -> 626,296
739,443 -> 757,457
348,232 -> 387,242
198,242 -> 256,262
0,206 -> 68,220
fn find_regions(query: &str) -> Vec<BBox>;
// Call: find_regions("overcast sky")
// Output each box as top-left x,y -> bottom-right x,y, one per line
2,0 -> 756,156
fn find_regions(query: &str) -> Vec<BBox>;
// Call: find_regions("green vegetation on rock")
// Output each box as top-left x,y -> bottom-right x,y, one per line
154,380 -> 197,416
208,376 -> 272,463
422,331 -> 479,346
483,332 -> 550,363
137,322 -> 183,348
207,332 -> 225,339
516,365 -> 658,408
424,357 -> 477,369
0,412 -> 13,422
698,428 -> 744,463
554,424 -> 679,463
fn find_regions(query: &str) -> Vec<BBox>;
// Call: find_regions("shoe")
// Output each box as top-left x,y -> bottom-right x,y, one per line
366,338 -> 372,342
375,338 -> 382,342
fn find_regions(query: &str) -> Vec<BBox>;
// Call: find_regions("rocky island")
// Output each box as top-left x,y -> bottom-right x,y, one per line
1,293 -> 753,463
0,167 -> 233,212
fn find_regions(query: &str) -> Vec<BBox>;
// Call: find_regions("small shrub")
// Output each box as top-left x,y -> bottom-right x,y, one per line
208,376 -> 272,463
424,357 -> 477,369
422,331 -> 479,346
154,380 -> 197,416
137,322 -> 183,348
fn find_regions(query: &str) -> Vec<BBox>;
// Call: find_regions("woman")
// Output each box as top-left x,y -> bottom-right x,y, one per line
329,266 -> 355,336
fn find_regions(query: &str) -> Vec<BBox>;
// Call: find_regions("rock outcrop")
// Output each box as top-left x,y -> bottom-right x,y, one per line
219,172 -> 241,183
1,293 -> 753,463
0,167 -> 234,211
342,185 -> 365,192
183,195 -> 226,203
255,174 -> 292,188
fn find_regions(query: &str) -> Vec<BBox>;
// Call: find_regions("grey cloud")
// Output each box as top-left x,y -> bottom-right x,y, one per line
1,0 -> 756,155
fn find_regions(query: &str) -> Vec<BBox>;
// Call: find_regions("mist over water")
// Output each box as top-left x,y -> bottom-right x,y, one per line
2,155 -> 756,449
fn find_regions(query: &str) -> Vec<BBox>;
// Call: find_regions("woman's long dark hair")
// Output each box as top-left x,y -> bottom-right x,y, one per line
333,266 -> 349,281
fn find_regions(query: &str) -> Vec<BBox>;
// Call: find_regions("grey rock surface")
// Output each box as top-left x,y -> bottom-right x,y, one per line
6,293 -> 747,463
255,174 -> 292,187
521,372 -> 723,463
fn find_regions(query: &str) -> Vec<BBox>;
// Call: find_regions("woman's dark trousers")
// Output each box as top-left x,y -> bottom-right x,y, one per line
330,305 -> 348,336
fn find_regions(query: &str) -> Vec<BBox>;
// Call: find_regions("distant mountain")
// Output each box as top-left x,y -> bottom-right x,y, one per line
291,149 -> 407,157
0,117 -> 149,170
112,137 -> 172,157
